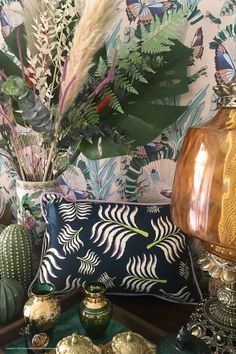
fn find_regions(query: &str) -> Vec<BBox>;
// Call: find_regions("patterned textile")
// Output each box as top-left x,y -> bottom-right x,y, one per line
31,193 -> 202,304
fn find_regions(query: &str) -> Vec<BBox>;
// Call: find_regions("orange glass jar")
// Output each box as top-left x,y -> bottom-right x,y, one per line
171,84 -> 236,262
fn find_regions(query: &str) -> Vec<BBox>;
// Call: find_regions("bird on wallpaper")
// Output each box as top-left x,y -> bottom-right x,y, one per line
188,27 -> 204,66
59,175 -> 89,202
126,0 -> 174,25
214,43 -> 236,85
0,6 -> 11,38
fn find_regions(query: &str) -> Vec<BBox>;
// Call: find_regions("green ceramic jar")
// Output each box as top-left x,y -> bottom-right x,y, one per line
78,282 -> 112,339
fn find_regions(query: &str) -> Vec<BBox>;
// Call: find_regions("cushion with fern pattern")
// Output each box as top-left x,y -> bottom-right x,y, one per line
31,193 -> 202,304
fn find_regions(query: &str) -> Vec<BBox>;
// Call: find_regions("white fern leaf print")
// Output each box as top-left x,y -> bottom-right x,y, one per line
121,254 -> 167,292
147,217 -> 186,263
179,261 -> 190,280
97,273 -> 116,289
38,248 -> 65,284
91,204 -> 148,259
77,250 -> 101,275
146,205 -> 161,214
59,202 -> 92,222
160,286 -> 193,302
60,275 -> 85,292
58,225 -> 84,255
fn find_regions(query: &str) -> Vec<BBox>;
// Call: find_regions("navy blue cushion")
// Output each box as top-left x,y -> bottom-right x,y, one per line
32,193 -> 202,304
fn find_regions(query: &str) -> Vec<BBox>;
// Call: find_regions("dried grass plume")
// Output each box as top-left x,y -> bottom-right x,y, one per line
61,0 -> 121,116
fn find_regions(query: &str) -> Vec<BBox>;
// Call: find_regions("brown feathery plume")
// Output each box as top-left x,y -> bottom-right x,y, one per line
23,0 -> 55,57
60,0 -> 121,116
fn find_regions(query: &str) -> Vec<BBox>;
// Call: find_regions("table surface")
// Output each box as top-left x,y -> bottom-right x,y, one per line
0,288 -> 196,350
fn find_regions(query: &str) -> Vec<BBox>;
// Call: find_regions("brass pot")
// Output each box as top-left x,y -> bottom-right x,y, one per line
23,283 -> 61,332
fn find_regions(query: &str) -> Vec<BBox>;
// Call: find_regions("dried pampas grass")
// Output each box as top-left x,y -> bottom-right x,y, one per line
60,0 -> 121,116
74,0 -> 86,15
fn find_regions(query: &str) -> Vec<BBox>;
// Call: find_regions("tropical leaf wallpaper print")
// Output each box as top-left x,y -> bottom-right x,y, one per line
0,1 -> 235,211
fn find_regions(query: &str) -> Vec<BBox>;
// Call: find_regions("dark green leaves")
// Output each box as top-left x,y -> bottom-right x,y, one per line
5,24 -> 28,67
79,136 -> 128,160
2,76 -> 28,97
0,50 -> 21,77
142,41 -> 192,99
80,103 -> 186,160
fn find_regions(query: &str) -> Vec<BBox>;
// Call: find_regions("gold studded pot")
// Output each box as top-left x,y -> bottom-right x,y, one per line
110,331 -> 156,354
78,282 -> 112,339
55,333 -> 102,354
23,283 -> 61,333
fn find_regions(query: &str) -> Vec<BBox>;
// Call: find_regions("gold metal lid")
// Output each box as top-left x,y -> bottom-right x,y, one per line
55,333 -> 102,354
213,83 -> 236,107
110,331 -> 156,354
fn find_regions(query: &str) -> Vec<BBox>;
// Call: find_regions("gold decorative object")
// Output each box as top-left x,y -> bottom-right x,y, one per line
24,283 -> 61,333
103,331 -> 156,354
54,333 -> 102,354
171,83 -> 236,353
31,332 -> 49,350
78,282 -> 112,339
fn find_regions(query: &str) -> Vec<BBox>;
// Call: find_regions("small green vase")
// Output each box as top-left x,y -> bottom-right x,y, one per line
78,282 -> 112,339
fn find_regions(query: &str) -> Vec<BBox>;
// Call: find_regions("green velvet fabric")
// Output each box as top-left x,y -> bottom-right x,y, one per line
5,304 -> 128,353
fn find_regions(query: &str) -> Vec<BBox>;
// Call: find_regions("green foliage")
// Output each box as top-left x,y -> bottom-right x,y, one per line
141,9 -> 189,54
5,24 -> 28,67
0,50 -> 21,77
0,2 -> 194,177
2,76 -> 28,97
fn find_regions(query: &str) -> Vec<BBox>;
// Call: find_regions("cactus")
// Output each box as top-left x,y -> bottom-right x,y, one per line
0,224 -> 33,293
0,278 -> 25,324
0,224 -> 6,234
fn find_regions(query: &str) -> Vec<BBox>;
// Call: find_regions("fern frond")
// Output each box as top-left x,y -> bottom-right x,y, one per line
99,87 -> 124,114
115,75 -> 139,95
141,9 -> 188,54
81,101 -> 100,126
95,57 -> 108,78
127,67 -> 148,84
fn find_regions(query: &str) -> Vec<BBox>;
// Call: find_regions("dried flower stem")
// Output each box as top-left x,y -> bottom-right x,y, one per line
0,107 -> 26,180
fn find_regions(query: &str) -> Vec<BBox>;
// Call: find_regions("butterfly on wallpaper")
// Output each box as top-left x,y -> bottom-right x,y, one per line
214,43 -> 236,85
59,175 -> 89,202
220,0 -> 236,16
188,27 -> 204,66
0,6 -> 11,38
135,142 -> 165,158
126,0 -> 174,25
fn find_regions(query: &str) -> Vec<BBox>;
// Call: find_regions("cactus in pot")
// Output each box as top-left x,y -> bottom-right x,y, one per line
0,224 -> 33,293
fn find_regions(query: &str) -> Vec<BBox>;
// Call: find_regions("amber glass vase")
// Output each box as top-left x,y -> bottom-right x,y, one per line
171,85 -> 236,262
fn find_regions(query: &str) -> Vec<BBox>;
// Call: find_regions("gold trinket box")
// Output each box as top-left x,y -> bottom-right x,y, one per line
51,333 -> 102,354
103,331 -> 156,354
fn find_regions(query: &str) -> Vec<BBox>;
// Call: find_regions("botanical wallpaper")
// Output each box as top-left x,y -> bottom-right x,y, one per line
0,0 -> 235,217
